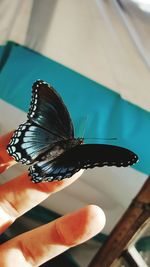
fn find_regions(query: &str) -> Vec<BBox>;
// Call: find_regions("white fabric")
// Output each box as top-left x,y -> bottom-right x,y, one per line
0,0 -> 150,111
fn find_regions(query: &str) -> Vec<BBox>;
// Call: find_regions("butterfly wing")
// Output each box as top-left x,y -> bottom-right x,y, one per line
7,80 -> 74,164
28,80 -> 74,139
29,144 -> 138,183
7,121 -> 62,164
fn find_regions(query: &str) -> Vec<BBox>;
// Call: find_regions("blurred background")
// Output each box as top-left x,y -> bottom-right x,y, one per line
0,0 -> 149,266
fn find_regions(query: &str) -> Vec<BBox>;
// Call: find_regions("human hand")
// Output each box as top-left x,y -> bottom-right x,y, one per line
0,132 -> 106,267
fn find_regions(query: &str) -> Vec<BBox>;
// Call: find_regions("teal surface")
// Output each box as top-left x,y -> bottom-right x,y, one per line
0,42 -> 150,174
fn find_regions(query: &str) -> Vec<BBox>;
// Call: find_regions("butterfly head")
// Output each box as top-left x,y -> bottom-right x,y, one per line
77,138 -> 84,145
64,138 -> 83,150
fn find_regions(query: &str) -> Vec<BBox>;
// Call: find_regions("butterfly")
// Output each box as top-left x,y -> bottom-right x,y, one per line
7,80 -> 138,183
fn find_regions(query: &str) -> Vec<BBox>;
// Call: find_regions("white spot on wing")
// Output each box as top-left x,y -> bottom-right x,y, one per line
16,131 -> 22,137
13,138 -> 19,144
11,146 -> 16,152
15,152 -> 22,159
22,126 -> 26,130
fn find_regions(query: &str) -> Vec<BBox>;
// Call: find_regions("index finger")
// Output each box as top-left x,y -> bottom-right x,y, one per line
0,170 -> 84,234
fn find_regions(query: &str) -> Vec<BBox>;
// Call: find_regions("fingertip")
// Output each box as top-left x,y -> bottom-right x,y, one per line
86,204 -> 106,234
55,205 -> 106,246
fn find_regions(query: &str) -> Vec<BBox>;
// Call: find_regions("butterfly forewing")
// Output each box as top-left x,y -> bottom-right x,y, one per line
7,80 -> 74,164
29,144 -> 138,183
28,80 -> 74,139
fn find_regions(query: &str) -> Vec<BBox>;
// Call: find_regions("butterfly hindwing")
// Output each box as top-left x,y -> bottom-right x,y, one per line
29,144 -> 138,182
29,159 -> 79,183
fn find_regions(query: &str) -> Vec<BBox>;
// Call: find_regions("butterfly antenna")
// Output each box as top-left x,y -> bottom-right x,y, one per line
84,137 -> 117,140
81,116 -> 89,139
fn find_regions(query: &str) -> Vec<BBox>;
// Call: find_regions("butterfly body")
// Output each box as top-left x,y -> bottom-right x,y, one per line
36,138 -> 83,162
7,80 -> 138,183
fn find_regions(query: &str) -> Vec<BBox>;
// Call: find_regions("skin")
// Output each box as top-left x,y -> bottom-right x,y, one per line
0,132 -> 106,267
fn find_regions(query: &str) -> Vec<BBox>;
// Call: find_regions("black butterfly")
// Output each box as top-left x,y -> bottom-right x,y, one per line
7,80 -> 138,183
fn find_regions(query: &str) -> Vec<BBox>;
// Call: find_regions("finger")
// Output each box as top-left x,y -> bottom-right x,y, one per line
0,132 -> 15,173
0,170 -> 84,233
0,205 -> 106,267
